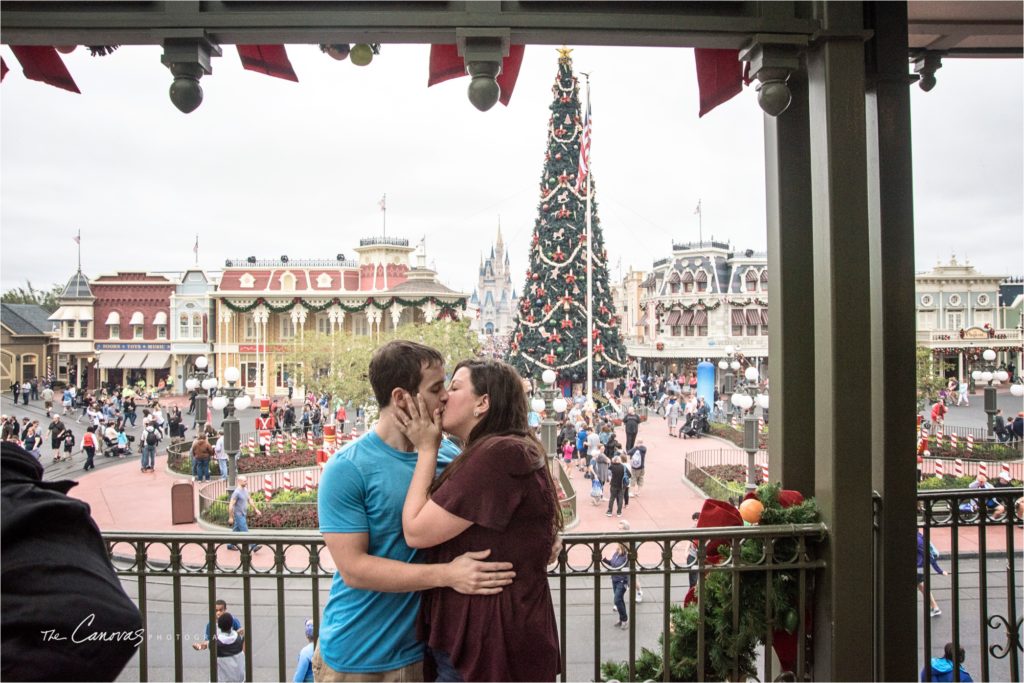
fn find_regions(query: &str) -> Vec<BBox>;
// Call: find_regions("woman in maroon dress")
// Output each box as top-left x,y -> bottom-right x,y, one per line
397,359 -> 562,682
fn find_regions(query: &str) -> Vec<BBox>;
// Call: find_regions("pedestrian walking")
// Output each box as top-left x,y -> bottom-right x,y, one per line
606,454 -> 627,517
191,433 -> 213,481
141,426 -> 159,472
20,381 -> 31,406
628,441 -> 647,498
590,444 -> 610,505
921,642 -> 975,682
41,385 -> 54,417
956,380 -> 969,407
293,619 -> 316,683
62,428 -> 76,462
623,407 -> 640,451
226,475 -> 262,552
215,430 -> 228,480
48,416 -> 68,462
603,543 -> 631,630
82,426 -> 98,471
917,531 -> 948,617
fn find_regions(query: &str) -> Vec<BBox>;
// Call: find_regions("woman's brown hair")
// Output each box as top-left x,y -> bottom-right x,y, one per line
430,359 -> 563,531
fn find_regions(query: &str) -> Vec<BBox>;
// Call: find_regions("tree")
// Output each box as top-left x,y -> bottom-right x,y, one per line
1,281 -> 64,312
281,320 -> 481,408
507,48 -> 627,385
917,345 -> 945,411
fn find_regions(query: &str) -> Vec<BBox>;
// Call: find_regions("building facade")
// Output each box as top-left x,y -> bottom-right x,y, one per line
471,226 -> 515,337
915,257 -> 1023,380
1,304 -> 59,388
170,268 -> 216,392
212,237 -> 468,397
622,241 -> 769,377
48,270 -> 96,389
90,272 -> 177,390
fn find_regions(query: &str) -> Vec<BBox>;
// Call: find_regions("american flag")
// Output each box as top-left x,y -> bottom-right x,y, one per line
575,93 -> 592,194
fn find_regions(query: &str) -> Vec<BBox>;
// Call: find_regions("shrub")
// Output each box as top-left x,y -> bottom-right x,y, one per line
202,487 -> 320,529
918,475 -> 1021,490
707,422 -> 767,449
168,443 -> 320,476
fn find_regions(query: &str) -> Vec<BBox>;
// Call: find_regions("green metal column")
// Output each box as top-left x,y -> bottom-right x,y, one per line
864,2 -> 918,679
806,2 -> 875,679
765,68 -> 816,495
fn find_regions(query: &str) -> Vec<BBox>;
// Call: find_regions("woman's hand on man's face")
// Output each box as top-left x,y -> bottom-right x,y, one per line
396,393 -> 442,453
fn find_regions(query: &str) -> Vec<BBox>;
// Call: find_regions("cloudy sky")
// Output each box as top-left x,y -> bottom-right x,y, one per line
1,44 -> 1021,297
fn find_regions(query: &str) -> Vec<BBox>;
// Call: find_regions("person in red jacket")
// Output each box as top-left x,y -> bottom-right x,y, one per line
930,401 -> 947,435
82,426 -> 98,471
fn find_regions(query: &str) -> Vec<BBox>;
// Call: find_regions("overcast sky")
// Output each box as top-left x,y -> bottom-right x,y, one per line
1,44 -> 1021,297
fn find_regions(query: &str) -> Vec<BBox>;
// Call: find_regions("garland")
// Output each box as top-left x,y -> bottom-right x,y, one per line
221,295 -> 466,315
655,299 -> 723,315
601,483 -> 821,682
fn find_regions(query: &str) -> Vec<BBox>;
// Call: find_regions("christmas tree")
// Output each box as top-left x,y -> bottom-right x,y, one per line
508,48 -> 627,385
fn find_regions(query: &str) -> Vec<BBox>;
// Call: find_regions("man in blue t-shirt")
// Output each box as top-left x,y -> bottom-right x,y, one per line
314,341 -> 516,681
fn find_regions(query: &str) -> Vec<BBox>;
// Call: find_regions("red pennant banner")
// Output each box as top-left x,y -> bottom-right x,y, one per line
694,48 -> 742,117
428,44 -> 525,106
9,46 -> 80,93
236,45 -> 298,82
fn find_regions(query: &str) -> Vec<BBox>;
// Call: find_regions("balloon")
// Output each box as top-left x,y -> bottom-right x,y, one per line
739,498 -> 764,524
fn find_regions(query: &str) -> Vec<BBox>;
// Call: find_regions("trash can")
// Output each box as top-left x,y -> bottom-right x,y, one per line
171,480 -> 195,525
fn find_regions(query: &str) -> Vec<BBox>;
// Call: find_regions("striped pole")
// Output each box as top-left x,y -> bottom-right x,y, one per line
276,434 -> 285,453
743,464 -> 749,483
950,433 -> 958,450
307,432 -> 314,452
247,436 -> 256,457
966,434 -> 974,454
263,474 -> 273,501
305,471 -> 315,492
978,462 -> 988,478
282,471 -> 292,491
934,460 -> 944,477
759,463 -> 769,483
758,417 -> 765,432
731,416 -> 738,430
291,433 -> 298,452
999,462 -> 1011,481
953,459 -> 964,477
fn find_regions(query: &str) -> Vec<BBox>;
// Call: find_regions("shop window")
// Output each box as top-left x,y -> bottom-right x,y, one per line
108,324 -> 119,340
671,325 -> 681,336
760,271 -> 768,291
697,325 -> 708,337
280,317 -> 296,340
156,325 -> 167,340
133,325 -> 144,340
732,324 -> 744,336
244,318 -> 257,340
747,324 -> 758,336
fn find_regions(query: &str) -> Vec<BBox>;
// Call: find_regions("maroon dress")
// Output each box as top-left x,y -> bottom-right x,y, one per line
419,435 -> 560,681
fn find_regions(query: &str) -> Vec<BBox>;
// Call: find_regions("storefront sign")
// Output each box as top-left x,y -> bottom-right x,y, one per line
961,327 -> 989,340
95,342 -> 171,351
238,345 -> 289,353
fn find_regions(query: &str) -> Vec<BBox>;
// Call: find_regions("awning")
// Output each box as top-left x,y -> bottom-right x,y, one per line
142,352 -> 171,369
746,310 -> 761,325
695,270 -> 708,282
152,311 -> 168,325
760,309 -> 769,325
667,271 -> 681,284
105,311 -> 120,325
732,309 -> 746,325
681,271 -> 694,283
117,352 -> 149,368
97,352 -> 123,369
679,310 -> 694,326
692,310 -> 708,326
49,305 -> 94,321
129,311 -> 145,326
665,310 -> 682,326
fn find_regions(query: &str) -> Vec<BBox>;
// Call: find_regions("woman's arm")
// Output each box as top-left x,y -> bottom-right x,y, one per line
398,394 -> 473,549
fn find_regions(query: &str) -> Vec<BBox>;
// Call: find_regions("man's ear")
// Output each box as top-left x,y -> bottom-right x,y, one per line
391,388 -> 408,410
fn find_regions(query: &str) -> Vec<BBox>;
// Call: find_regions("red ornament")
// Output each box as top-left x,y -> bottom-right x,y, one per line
532,272 -> 540,280
557,172 -> 569,185
544,353 -> 557,364
564,272 -> 577,284
543,303 -> 553,314
555,152 -> 563,160
532,234 -> 540,246
553,249 -> 566,261
543,203 -> 550,211
560,318 -> 574,329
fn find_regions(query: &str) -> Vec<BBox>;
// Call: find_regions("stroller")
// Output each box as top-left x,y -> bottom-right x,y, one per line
681,412 -> 709,439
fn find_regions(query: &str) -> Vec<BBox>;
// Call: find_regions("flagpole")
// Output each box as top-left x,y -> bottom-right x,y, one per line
583,75 -> 594,412
696,199 -> 703,245
195,234 -> 199,265
76,229 -> 81,272
381,193 -> 387,237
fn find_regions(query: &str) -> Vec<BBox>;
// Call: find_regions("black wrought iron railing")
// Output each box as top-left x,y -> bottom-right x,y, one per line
915,488 -> 1023,682
104,524 -> 825,682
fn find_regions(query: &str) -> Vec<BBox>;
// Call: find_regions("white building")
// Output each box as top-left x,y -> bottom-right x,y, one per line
470,226 -> 515,338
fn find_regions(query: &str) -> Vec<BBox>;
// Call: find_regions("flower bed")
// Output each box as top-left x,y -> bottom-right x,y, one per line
918,437 -> 1021,461
687,464 -> 747,502
707,422 -> 768,449
168,442 -> 320,476
202,488 -> 319,529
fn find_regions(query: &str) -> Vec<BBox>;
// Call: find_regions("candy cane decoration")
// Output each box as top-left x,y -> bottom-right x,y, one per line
291,433 -> 298,452
731,416 -> 739,430
758,417 -> 765,432
999,463 -> 1011,481
953,459 -> 964,477
978,462 -> 988,478
934,460 -> 944,477
263,474 -> 273,501
966,434 -> 974,454
247,436 -> 256,457
950,433 -> 958,450
276,434 -> 285,453
305,471 -> 315,492
743,464 -> 749,483
282,471 -> 292,491
759,463 -> 770,483
307,432 -> 314,452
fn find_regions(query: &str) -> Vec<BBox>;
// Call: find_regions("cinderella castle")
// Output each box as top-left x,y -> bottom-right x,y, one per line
471,225 -> 515,337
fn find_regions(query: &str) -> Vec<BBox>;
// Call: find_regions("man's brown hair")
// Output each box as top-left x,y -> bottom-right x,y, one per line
368,340 -> 445,408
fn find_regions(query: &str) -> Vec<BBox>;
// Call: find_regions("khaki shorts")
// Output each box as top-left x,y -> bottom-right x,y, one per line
634,468 -> 645,487
311,645 -> 423,682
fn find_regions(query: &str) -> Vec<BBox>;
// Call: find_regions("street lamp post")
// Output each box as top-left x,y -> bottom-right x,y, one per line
533,369 -> 568,472
971,348 -> 1008,440
210,366 -> 252,492
718,345 -> 742,419
731,365 -> 769,492
184,355 -> 219,436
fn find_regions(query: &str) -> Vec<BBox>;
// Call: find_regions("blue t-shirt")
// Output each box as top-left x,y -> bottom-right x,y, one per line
317,430 -> 457,673
293,642 -> 315,682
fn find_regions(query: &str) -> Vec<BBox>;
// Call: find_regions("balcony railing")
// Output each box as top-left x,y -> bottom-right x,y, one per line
103,524 -> 825,682
916,328 -> 1023,345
